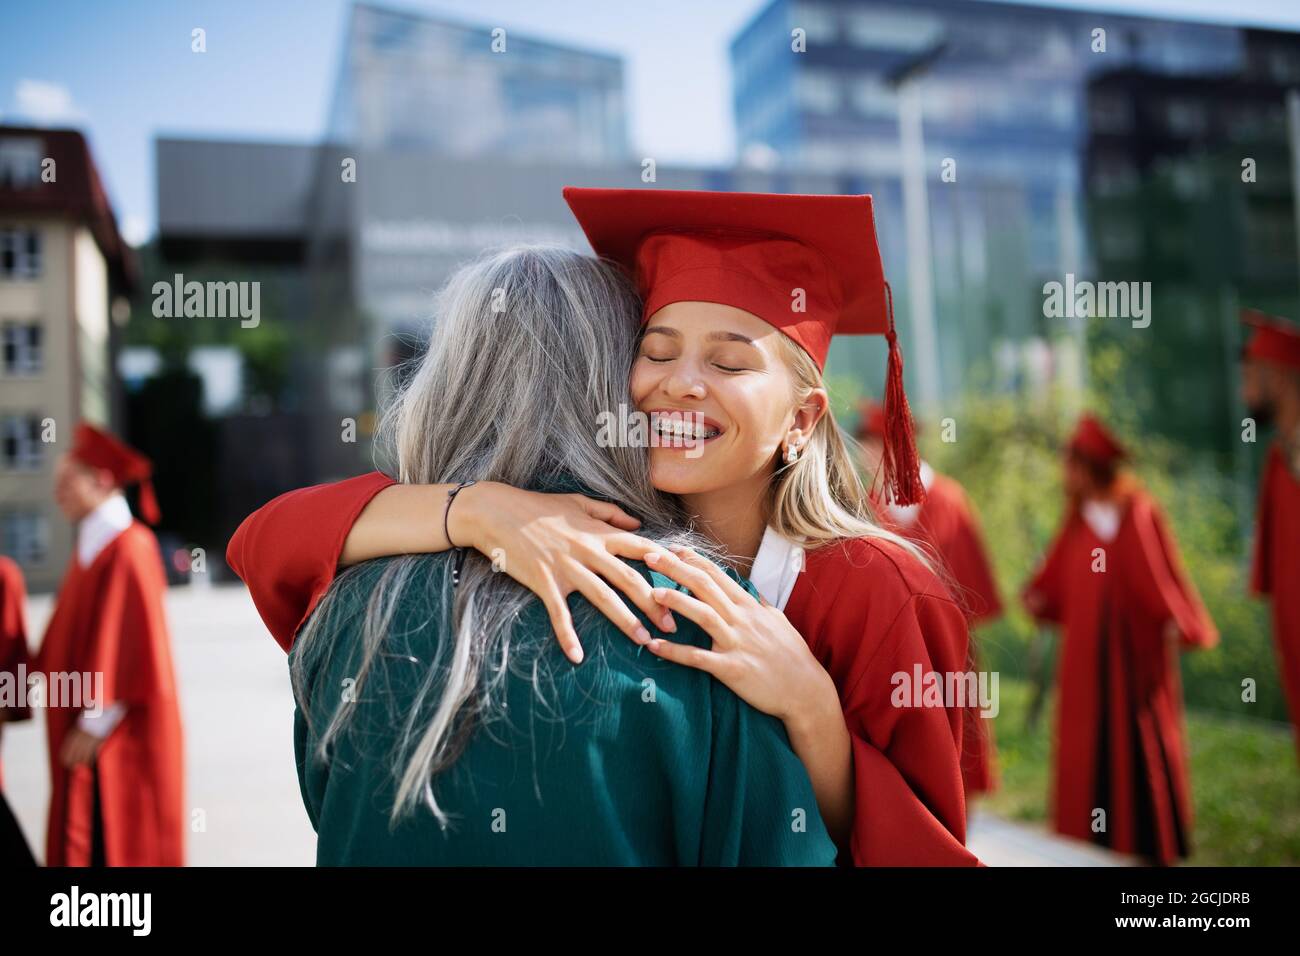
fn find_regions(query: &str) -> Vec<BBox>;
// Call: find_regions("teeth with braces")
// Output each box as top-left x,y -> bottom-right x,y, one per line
651,415 -> 720,443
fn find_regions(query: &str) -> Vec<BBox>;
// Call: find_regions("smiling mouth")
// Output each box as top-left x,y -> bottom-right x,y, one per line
649,411 -> 723,448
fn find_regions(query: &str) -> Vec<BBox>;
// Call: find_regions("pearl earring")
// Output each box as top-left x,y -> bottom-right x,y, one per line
785,442 -> 800,464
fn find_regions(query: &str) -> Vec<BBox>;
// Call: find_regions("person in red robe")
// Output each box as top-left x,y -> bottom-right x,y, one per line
1241,310 -> 1300,761
1021,414 -> 1217,865
0,556 -> 37,865
856,400 -> 1003,796
0,555 -> 32,791
34,423 -> 184,866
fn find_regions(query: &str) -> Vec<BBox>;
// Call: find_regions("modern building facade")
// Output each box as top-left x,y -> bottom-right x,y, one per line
0,127 -> 135,591
730,0 -> 1300,457
328,3 -> 629,164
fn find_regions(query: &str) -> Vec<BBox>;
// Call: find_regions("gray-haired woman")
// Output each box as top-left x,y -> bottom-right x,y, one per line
286,245 -> 834,865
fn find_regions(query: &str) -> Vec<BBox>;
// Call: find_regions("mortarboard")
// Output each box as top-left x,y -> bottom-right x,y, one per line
1241,309 -> 1300,371
70,423 -> 161,524
1067,413 -> 1127,466
562,186 -> 923,504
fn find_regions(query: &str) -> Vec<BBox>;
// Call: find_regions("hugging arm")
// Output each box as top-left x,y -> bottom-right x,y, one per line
226,473 -> 673,658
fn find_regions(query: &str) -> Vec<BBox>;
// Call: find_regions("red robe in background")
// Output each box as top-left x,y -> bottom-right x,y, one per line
228,473 -> 980,866
1251,442 -> 1300,761
0,556 -> 32,792
875,470 -> 1003,796
1022,486 -> 1216,865
35,523 -> 185,866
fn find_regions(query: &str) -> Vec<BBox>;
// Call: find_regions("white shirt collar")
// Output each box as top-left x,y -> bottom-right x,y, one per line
77,493 -> 133,567
748,526 -> 805,611
1081,498 -> 1121,543
885,460 -> 935,528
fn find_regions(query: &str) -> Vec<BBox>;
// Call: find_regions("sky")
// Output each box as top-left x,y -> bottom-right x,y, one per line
3,0 -> 1300,246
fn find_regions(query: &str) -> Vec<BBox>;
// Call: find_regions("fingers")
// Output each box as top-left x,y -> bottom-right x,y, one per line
668,546 -> 755,606
577,496 -> 641,531
540,584 -> 585,665
569,567 -> 653,648
646,636 -> 723,675
606,532 -> 665,562
585,548 -> 676,634
649,587 -> 732,646
643,550 -> 735,621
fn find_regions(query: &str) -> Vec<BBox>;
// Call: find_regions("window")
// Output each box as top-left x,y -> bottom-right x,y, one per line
1,414 -> 43,470
793,3 -> 838,43
1089,93 -> 1133,133
1165,98 -> 1207,138
2,322 -> 42,374
796,71 -> 840,114
0,510 -> 48,566
0,138 -> 42,188
0,227 -> 41,279
844,9 -> 942,52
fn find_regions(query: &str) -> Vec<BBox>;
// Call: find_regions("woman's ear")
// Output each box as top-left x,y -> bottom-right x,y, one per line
785,387 -> 830,451
794,387 -> 830,435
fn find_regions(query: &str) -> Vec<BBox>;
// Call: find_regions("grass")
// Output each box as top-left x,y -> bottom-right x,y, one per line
977,677 -> 1300,865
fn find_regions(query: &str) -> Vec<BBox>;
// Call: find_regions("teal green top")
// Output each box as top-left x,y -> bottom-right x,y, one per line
291,553 -> 836,866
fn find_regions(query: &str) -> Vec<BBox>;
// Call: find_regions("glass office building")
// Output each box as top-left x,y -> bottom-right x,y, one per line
327,3 -> 628,163
731,0 -> 1300,458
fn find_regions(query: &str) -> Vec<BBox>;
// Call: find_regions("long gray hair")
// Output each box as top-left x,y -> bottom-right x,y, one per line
291,245 -> 702,826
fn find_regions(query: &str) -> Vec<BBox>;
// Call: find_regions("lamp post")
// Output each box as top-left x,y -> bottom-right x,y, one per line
886,41 -> 948,411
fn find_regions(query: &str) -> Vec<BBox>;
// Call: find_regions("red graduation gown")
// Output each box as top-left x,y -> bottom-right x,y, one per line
0,556 -> 32,792
1250,442 -> 1300,762
35,523 -> 185,866
1021,487 -> 1216,865
227,473 -> 980,866
874,472 -> 1003,795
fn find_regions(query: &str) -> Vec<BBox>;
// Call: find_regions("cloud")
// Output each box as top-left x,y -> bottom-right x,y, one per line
11,79 -> 87,126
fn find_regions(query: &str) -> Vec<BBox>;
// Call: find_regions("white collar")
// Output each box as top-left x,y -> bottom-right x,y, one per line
885,460 -> 935,528
77,493 -> 133,567
1081,498 -> 1121,543
748,526 -> 805,611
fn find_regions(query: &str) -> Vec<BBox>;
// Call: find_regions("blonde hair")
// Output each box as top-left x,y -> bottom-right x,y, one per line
769,335 -> 930,565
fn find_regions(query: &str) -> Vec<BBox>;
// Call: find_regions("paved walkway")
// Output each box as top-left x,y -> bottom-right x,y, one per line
5,583 -> 1129,866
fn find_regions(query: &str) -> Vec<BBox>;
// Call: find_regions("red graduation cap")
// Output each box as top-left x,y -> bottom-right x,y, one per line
1241,308 -> 1300,371
1067,413 -> 1127,466
70,423 -> 161,524
562,186 -> 923,504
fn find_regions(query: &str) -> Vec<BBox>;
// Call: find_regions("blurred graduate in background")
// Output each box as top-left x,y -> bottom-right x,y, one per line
1022,414 -> 1216,865
1241,310 -> 1300,763
0,556 -> 35,865
34,424 -> 184,866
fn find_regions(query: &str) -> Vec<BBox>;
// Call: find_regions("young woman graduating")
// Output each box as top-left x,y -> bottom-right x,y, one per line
230,189 -> 980,866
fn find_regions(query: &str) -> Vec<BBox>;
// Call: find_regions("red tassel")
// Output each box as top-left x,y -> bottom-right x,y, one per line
880,282 -> 925,506
137,477 -> 162,525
